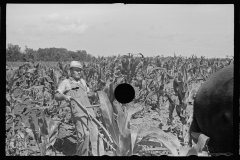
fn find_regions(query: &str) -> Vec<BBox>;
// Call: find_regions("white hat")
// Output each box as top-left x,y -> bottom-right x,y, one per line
70,61 -> 82,69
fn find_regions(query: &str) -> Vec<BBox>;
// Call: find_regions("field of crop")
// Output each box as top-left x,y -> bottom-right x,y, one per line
6,54 -> 233,156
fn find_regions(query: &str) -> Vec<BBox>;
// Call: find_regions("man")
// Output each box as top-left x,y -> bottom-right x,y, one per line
55,61 -> 104,156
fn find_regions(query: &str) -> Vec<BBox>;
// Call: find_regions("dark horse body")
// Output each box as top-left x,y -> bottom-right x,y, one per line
189,64 -> 233,153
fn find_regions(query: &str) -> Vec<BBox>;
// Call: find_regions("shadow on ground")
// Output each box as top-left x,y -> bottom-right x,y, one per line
54,136 -> 77,156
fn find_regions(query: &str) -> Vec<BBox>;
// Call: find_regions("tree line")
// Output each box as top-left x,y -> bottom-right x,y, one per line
6,43 -> 233,63
6,43 -> 95,62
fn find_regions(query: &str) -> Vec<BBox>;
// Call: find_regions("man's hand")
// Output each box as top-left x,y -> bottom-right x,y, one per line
87,92 -> 98,103
64,95 -> 71,102
87,92 -> 97,98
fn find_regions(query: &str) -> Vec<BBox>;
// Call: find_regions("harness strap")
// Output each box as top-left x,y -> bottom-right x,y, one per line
68,78 -> 87,92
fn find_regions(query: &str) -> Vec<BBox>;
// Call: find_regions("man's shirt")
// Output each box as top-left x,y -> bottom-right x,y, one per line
56,77 -> 90,95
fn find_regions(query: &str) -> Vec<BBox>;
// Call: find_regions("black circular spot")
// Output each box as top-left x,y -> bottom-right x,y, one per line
114,83 -> 135,104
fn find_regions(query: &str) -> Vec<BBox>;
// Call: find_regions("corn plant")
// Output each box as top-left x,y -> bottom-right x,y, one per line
6,55 -> 231,156
97,91 -> 210,156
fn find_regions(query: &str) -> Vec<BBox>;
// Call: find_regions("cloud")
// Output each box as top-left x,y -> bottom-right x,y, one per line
146,32 -> 180,40
135,32 -> 143,36
182,37 -> 195,43
103,21 -> 111,26
42,13 -> 64,24
57,22 -> 88,35
12,23 -> 56,41
10,13 -> 89,41
41,13 -> 88,35
18,35 -> 41,41
145,31 -> 163,39
149,25 -> 155,30
106,33 -> 116,37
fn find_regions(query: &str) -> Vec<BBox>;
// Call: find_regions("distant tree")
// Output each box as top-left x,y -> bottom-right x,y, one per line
24,46 -> 36,61
6,44 -> 22,61
6,43 -> 95,62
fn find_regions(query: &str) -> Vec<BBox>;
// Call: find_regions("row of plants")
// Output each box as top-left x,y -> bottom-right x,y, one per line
6,54 -> 233,156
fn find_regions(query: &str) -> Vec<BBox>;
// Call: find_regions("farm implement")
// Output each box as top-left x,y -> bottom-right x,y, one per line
64,91 -> 213,156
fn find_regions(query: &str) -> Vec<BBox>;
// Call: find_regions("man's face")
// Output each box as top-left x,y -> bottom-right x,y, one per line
70,67 -> 82,80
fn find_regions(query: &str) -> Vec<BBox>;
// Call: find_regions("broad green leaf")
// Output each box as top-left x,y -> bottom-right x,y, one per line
124,105 -> 144,131
48,122 -> 60,147
148,133 -> 179,156
88,119 -> 105,156
138,139 -> 162,147
178,146 -> 198,156
129,59 -> 140,83
121,57 -> 129,71
6,68 -> 17,83
39,109 -> 49,136
163,131 -> 182,148
194,133 -> 210,153
18,130 -> 25,139
143,89 -> 164,105
130,129 -> 138,152
198,151 -> 209,156
138,127 -> 181,147
71,99 -> 111,147
134,127 -> 182,156
98,91 -> 119,146
132,144 -> 143,155
190,131 -> 201,140
38,118 -> 48,136
116,101 -> 125,134
42,111 -> 60,148
134,130 -> 179,156
176,104 -> 182,119
28,115 -> 41,151
118,129 -> 132,156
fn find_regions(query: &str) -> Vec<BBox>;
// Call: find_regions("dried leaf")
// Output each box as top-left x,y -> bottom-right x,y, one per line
134,127 -> 182,156
194,134 -> 210,153
178,146 -> 198,156
141,133 -> 178,156
138,139 -> 162,147
198,151 -> 209,156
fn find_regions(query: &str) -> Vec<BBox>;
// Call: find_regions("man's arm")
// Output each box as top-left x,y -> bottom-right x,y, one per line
55,92 -> 70,102
55,79 -> 71,102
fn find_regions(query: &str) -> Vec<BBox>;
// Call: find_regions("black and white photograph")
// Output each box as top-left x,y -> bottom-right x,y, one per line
6,4 -> 234,156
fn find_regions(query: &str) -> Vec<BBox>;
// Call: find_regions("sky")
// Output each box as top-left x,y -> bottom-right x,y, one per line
6,4 -> 234,58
